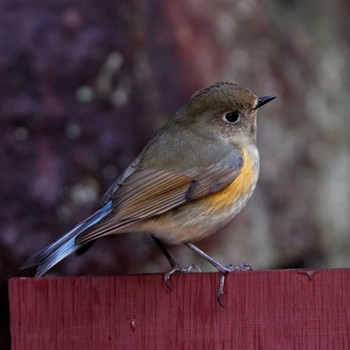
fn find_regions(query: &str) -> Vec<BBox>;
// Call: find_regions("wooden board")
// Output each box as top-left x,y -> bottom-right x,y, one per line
9,270 -> 350,349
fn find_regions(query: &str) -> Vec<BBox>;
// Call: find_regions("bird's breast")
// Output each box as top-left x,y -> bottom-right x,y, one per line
202,146 -> 259,214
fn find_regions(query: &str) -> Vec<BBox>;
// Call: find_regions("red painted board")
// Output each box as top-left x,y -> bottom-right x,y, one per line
9,270 -> 350,349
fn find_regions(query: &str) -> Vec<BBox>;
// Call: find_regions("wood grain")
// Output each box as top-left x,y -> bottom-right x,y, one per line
9,270 -> 350,349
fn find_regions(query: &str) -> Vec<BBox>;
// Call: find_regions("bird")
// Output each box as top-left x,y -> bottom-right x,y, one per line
21,81 -> 275,304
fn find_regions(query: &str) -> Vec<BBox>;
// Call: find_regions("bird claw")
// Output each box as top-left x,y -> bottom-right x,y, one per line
223,263 -> 253,273
164,264 -> 201,290
216,273 -> 226,307
216,263 -> 253,307
183,243 -> 253,306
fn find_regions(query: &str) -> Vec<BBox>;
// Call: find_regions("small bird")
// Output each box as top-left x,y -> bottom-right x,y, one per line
21,82 -> 275,304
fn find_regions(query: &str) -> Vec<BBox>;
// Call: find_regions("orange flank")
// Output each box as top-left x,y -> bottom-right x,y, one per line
204,148 -> 256,213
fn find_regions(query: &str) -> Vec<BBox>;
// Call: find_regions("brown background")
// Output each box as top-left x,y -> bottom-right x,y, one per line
1,1 -> 350,348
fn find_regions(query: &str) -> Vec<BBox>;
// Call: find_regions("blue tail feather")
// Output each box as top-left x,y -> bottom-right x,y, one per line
21,201 -> 113,277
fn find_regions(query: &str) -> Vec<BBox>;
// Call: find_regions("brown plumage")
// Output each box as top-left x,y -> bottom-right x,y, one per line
21,82 -> 275,279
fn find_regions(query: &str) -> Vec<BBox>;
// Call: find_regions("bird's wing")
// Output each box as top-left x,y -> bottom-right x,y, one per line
76,149 -> 243,244
100,155 -> 142,206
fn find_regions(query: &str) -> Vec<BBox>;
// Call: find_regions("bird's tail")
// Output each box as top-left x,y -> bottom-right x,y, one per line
20,201 -> 113,277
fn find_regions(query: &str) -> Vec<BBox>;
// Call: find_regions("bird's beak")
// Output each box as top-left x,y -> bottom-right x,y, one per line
254,95 -> 276,109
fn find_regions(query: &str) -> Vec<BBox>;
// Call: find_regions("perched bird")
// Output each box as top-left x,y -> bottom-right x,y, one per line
21,82 -> 275,303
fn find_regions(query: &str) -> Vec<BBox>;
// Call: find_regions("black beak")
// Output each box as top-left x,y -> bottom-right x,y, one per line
254,95 -> 276,109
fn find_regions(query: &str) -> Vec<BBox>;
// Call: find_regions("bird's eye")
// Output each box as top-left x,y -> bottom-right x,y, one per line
223,111 -> 240,123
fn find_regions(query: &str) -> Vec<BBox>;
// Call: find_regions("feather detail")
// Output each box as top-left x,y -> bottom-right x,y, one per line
76,150 -> 243,244
20,201 -> 113,277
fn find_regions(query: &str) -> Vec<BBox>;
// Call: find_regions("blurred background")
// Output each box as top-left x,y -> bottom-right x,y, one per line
1,0 -> 350,347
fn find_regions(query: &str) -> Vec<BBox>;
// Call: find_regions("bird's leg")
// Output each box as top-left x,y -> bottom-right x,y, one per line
185,242 -> 252,273
152,235 -> 178,269
185,242 -> 252,306
152,236 -> 201,289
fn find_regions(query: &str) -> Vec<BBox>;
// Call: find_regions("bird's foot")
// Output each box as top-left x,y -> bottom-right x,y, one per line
216,263 -> 253,307
163,264 -> 201,290
219,263 -> 253,274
